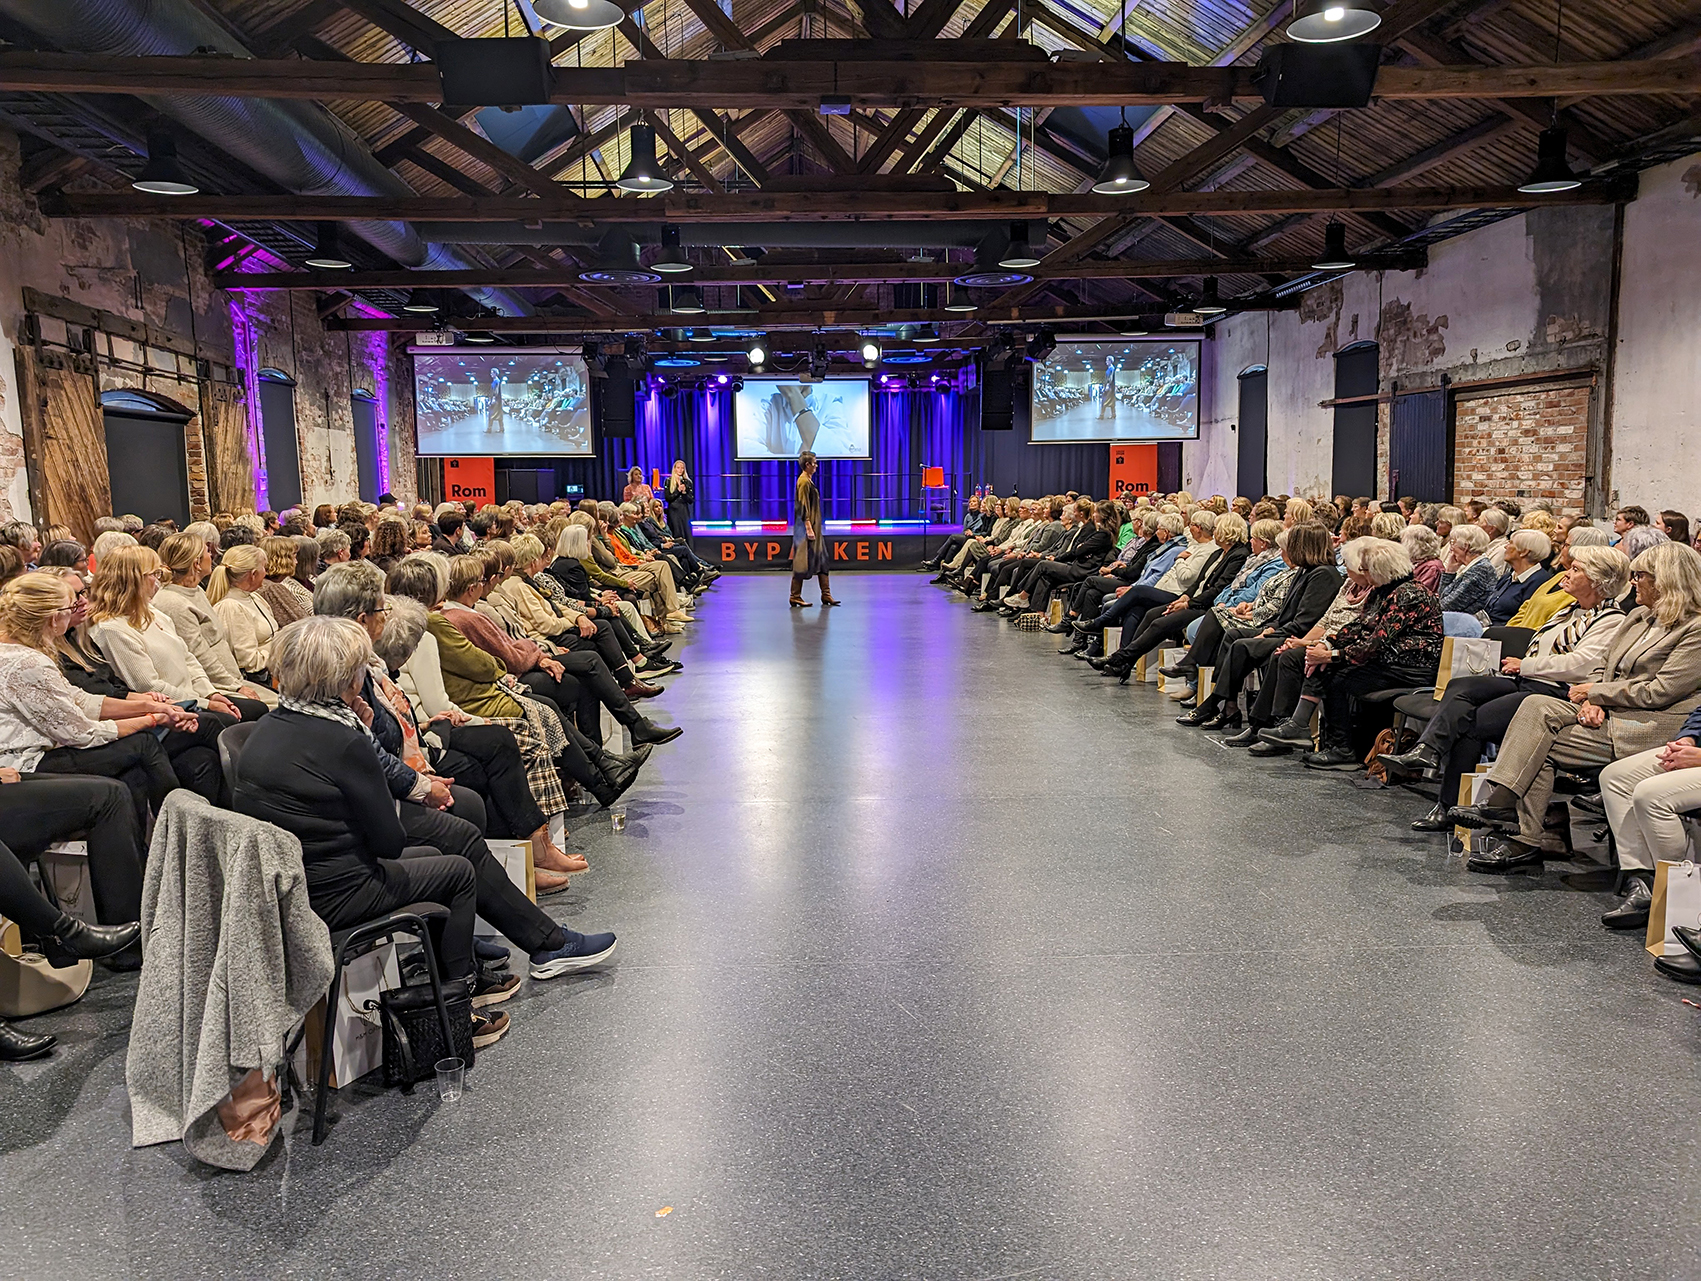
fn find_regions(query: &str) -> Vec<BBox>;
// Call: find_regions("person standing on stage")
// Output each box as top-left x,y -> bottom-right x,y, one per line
789,451 -> 838,608
665,459 -> 694,546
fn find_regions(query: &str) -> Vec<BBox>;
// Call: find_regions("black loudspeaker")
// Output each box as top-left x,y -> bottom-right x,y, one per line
1252,44 -> 1381,108
434,37 -> 554,107
595,360 -> 636,438
980,363 -> 1015,431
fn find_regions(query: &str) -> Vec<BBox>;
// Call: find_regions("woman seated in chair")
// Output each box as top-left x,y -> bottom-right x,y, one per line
206,544 -> 279,686
255,536 -> 312,628
152,533 -> 275,713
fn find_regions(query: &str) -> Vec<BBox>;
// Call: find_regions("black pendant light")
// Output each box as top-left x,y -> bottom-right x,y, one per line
1093,122 -> 1149,195
1287,0 -> 1382,43
617,123 -> 673,194
402,289 -> 440,314
132,130 -> 198,195
1195,277 -> 1227,316
1518,1 -> 1583,194
654,225 -> 692,273
943,283 -> 977,311
1312,222 -> 1355,270
303,222 -> 352,270
670,284 -> 705,314
999,221 -> 1041,270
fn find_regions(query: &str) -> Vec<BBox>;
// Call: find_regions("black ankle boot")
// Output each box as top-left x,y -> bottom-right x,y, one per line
0,1020 -> 54,1062
38,913 -> 142,970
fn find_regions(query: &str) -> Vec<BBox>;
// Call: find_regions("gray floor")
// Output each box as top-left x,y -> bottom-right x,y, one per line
4,573 -> 1700,1280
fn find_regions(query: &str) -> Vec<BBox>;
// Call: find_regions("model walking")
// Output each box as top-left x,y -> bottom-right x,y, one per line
789,451 -> 838,607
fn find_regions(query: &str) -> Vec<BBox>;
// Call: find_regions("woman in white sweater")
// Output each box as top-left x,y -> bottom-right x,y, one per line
153,533 -> 275,714
206,544 -> 279,682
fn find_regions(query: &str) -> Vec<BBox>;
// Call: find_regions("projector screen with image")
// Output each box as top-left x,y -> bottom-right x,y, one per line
414,349 -> 593,456
1030,339 -> 1201,442
734,378 -> 872,461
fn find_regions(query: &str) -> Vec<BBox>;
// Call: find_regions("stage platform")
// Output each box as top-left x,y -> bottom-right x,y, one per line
690,520 -> 955,571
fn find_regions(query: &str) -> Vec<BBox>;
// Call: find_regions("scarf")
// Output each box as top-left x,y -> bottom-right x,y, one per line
366,659 -> 432,774
279,692 -> 377,745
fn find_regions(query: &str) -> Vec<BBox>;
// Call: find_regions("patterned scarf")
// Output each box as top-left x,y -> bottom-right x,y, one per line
279,692 -> 377,744
364,659 -> 431,774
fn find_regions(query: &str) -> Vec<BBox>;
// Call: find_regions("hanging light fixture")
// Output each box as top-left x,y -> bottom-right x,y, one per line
464,329 -> 498,344
1195,277 -> 1227,316
654,225 -> 693,273
1312,222 -> 1356,270
533,0 -> 624,31
132,130 -> 198,195
1517,128 -> 1582,193
616,124 -> 673,194
943,283 -> 977,312
1092,120 -> 1149,194
914,324 -> 941,344
402,289 -> 440,314
860,338 -> 882,367
1287,0 -> 1382,43
303,222 -> 352,269
747,334 -> 770,366
999,222 -> 1042,270
670,284 -> 705,314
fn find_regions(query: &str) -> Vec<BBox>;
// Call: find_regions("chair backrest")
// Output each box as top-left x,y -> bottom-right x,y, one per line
218,720 -> 262,802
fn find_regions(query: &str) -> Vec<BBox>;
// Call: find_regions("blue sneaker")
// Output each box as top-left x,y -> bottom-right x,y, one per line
529,929 -> 617,980
474,935 -> 511,965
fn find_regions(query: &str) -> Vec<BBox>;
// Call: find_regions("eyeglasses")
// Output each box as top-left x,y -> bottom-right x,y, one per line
147,569 -> 170,582
1631,570 -> 1656,583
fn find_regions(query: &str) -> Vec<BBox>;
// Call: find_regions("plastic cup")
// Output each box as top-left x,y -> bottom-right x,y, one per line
435,1057 -> 465,1102
610,804 -> 627,832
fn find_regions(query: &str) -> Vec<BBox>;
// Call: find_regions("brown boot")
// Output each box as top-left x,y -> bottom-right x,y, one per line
790,573 -> 811,607
819,573 -> 840,606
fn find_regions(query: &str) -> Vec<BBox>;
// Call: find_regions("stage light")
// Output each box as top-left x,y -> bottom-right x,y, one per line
860,338 -> 882,366
132,130 -> 198,195
747,334 -> 770,365
716,372 -> 730,385
1025,328 -> 1057,362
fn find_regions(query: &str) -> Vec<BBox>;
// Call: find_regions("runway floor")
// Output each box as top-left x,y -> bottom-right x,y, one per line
2,573 -> 1698,1279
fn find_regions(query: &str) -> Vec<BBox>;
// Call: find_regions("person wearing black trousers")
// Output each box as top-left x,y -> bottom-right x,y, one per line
920,494 -> 990,573
1000,501 -> 1117,617
1089,514 -> 1252,675
1049,511 -> 1164,633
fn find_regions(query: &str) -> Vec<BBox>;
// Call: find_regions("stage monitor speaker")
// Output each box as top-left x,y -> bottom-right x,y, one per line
434,37 -> 553,107
596,360 -> 636,438
980,362 -> 1015,430
1252,44 -> 1381,108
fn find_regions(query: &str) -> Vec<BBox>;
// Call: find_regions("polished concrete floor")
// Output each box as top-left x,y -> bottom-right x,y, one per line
3,573 -> 1700,1280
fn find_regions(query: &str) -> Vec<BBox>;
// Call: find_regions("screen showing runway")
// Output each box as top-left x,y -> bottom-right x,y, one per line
414,349 -> 594,456
1030,339 -> 1200,442
734,378 -> 872,460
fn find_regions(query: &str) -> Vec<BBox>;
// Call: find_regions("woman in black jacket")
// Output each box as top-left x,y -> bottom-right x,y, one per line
1095,513 -> 1253,677
1176,523 -> 1342,722
1004,500 -> 1119,617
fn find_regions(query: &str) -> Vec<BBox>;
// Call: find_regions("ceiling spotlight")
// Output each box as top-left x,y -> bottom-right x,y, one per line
532,0 -> 625,31
860,338 -> 882,366
1312,222 -> 1356,270
654,224 -> 692,274
303,221 -> 352,269
616,123 -> 673,194
1287,0 -> 1381,42
132,129 -> 199,196
810,342 -> 829,380
999,221 -> 1042,270
943,283 -> 977,312
1195,276 -> 1227,316
402,289 -> 440,314
670,284 -> 705,314
747,334 -> 770,366
1517,127 -> 1583,194
1092,124 -> 1150,195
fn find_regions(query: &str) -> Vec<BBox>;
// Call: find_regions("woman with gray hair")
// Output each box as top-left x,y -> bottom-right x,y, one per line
1256,536 -> 1443,768
1439,524 -> 1497,617
1383,544 -> 1631,828
1485,529 -> 1559,626
1507,525 -> 1612,629
1400,523 -> 1444,593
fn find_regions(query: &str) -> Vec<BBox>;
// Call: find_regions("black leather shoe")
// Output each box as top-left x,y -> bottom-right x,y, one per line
1303,745 -> 1360,770
1379,743 -> 1441,780
1158,662 -> 1193,679
1653,951 -> 1701,984
1043,621 -> 1072,634
1258,718 -> 1314,748
970,600 -> 998,613
1601,877 -> 1653,930
1246,740 -> 1292,757
1223,723 -> 1262,747
1675,924 -> 1701,961
38,913 -> 142,969
1446,803 -> 1520,832
628,719 -> 683,746
1571,792 -> 1606,817
1176,704 -> 1220,727
0,1021 -> 55,1062
1410,803 -> 1453,832
1076,640 -> 1104,660
1464,833 -> 1546,873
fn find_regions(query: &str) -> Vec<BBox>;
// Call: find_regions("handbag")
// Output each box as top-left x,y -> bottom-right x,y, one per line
369,975 -> 475,1089
1433,636 -> 1502,700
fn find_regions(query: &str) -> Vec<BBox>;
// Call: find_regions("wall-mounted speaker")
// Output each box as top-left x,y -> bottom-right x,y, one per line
1251,44 -> 1381,108
434,37 -> 554,107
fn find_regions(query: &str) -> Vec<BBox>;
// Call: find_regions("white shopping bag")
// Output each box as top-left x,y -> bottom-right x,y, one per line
1434,637 -> 1502,700
301,942 -> 399,1088
1102,626 -> 1121,654
1156,647 -> 1189,692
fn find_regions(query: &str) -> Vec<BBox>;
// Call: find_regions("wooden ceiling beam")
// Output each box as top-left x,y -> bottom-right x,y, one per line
3,52 -> 1695,108
216,251 -> 1427,291
324,303 -> 1230,332
57,184 -> 1624,222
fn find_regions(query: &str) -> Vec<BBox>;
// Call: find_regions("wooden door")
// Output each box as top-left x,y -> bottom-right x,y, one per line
201,381 -> 255,515
19,347 -> 107,543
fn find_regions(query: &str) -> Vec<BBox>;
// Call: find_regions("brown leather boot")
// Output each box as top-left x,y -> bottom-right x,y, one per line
819,573 -> 840,606
789,574 -> 811,606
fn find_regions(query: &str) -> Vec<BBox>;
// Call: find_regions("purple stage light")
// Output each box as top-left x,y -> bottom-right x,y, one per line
716,372 -> 729,385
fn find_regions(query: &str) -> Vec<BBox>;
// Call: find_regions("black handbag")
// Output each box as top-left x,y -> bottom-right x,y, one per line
368,975 -> 475,1090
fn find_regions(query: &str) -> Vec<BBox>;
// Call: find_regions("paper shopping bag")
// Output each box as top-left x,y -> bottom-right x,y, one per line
1196,665 -> 1214,704
1046,598 -> 1064,627
1102,626 -> 1121,655
1454,768 -> 1495,851
1434,637 -> 1502,700
1646,860 -> 1701,957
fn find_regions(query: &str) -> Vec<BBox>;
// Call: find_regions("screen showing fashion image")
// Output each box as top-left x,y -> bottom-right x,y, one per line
1029,339 -> 1201,442
734,378 -> 873,460
413,349 -> 594,456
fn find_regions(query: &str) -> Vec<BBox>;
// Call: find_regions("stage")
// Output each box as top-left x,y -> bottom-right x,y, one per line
691,520 -> 953,571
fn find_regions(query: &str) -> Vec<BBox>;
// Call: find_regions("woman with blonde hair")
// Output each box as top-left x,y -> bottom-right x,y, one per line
153,532 -> 276,712
664,458 -> 694,544
622,464 -> 654,507
0,571 -> 186,820
254,536 -> 311,627
207,543 -> 278,683
499,532 -> 666,677
548,520 -> 662,647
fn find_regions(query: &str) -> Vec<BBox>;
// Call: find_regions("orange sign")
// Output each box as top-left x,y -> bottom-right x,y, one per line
1109,444 -> 1158,499
442,456 -> 496,503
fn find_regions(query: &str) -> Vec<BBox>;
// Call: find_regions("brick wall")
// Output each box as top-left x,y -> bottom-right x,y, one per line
1452,383 -> 1590,509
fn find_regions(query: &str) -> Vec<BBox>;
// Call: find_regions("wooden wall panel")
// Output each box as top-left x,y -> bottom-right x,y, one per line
202,381 -> 256,515
24,348 -> 108,544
